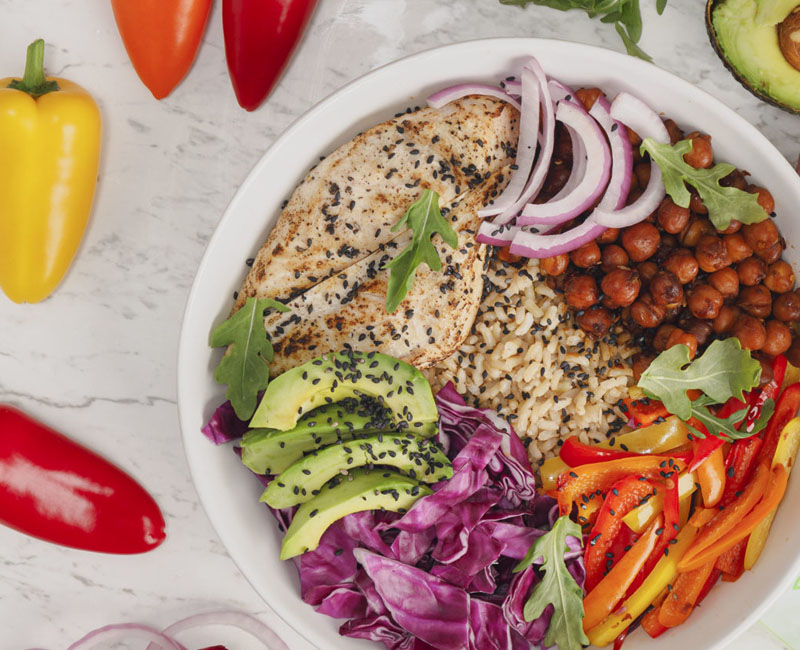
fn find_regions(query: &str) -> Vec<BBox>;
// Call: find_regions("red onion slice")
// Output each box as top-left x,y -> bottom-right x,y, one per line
502,79 -> 522,97
590,92 -> 669,228
476,220 -> 519,245
508,218 -> 607,258
157,611 -> 290,650
478,64 -> 541,218
589,96 -> 633,211
548,124 -> 586,202
517,100 -> 611,226
427,83 -> 522,112
67,624 -> 187,650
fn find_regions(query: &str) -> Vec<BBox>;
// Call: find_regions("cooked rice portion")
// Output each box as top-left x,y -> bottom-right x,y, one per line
427,255 -> 638,465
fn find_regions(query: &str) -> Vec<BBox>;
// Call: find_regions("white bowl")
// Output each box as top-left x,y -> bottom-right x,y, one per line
178,37 -> 800,650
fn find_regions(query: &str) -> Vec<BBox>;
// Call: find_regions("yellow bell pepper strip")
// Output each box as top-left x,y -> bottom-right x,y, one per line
585,523 -> 699,647
658,559 -> 716,628
0,39 -> 101,304
745,416 -> 800,569
583,514 -> 663,631
623,471 -> 696,533
758,383 -> 800,465
696,445 -> 726,507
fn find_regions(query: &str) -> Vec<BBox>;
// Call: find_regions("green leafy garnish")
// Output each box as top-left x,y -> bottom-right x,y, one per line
384,189 -> 458,314
210,297 -> 290,420
641,137 -> 768,231
499,0 -> 666,61
514,516 -> 588,650
686,393 -> 775,441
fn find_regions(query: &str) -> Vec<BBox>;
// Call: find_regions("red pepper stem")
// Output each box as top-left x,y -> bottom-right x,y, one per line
7,39 -> 59,98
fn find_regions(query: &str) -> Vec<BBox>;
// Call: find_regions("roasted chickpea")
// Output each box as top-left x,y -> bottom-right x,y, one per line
575,87 -> 604,111
663,118 -> 683,145
742,219 -> 780,259
621,222 -> 660,262
637,261 -> 659,285
601,245 -> 629,272
720,169 -> 748,191
541,163 -> 571,198
626,187 -> 643,206
628,127 -> 642,149
786,337 -> 800,367
663,248 -> 699,284
737,257 -> 767,286
713,305 -> 740,334
695,235 -> 731,273
570,241 -> 601,268
748,185 -> 775,214
681,317 -> 713,346
540,253 -> 570,276
656,197 -> 690,234
565,274 -> 599,310
764,260 -> 795,293
553,123 -> 573,165
762,320 -> 793,357
723,233 -> 753,263
577,307 -> 614,339
634,162 -> 651,190
688,284 -> 723,319
630,293 -> 666,328
653,324 -> 678,351
679,216 -> 713,248
596,228 -> 619,244
731,314 -> 766,351
649,271 -> 684,306
708,267 -> 740,299
632,352 -> 656,383
689,188 -> 708,215
497,247 -> 522,264
772,291 -> 800,322
758,240 -> 784,265
738,284 -> 772,318
665,328 -> 698,359
719,220 -> 742,235
683,132 -> 713,169
601,268 -> 641,308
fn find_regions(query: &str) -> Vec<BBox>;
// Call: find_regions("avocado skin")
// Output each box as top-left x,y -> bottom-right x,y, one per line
261,432 -> 452,508
241,398 -> 436,474
280,468 -> 431,560
250,350 -> 438,432
706,0 -> 800,114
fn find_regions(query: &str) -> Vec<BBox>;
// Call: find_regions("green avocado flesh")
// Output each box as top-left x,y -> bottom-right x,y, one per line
261,432 -> 452,508
280,468 -> 431,560
240,400 -> 438,475
250,350 -> 438,431
712,0 -> 800,111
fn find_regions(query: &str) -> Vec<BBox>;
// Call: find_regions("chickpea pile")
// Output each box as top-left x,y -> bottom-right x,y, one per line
538,92 -> 800,375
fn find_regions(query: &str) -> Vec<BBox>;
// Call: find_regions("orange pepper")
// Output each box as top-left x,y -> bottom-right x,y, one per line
688,507 -> 716,528
641,606 -> 669,638
696,446 -> 726,507
658,559 -> 716,627
716,538 -> 747,581
622,397 -> 670,428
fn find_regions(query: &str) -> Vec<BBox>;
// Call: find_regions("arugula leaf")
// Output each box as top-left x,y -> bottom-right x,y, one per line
637,338 -> 762,420
641,138 -> 768,231
210,297 -> 290,420
384,189 -> 458,314
514,516 -> 588,650
686,394 -> 775,441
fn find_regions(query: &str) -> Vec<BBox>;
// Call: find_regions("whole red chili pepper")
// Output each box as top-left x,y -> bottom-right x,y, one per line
223,0 -> 319,111
0,405 -> 165,553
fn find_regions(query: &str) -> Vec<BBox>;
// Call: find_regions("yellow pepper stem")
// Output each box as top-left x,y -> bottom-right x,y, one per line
7,39 -> 59,98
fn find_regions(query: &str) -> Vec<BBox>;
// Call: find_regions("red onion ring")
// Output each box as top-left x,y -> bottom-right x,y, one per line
427,83 -> 522,112
589,96 -> 633,211
66,623 -> 187,650
508,218 -> 607,258
155,611 -> 290,650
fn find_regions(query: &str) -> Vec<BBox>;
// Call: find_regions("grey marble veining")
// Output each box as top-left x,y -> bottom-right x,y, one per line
0,1 -> 796,648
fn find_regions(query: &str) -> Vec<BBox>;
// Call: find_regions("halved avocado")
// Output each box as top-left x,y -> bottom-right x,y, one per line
707,0 -> 800,113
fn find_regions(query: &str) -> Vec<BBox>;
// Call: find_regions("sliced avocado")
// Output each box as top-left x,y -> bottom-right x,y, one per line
280,468 -> 431,559
241,397 -> 437,474
708,0 -> 800,113
261,433 -> 452,508
250,350 -> 438,432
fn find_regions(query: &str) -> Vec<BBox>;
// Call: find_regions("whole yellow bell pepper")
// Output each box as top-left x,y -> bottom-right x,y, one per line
0,39 -> 101,303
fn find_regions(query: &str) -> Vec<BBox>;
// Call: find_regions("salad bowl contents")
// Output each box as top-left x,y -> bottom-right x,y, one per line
178,39 -> 800,650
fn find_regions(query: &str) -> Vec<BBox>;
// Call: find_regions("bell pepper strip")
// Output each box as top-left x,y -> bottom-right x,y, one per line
584,476 -> 660,591
612,630 -> 628,650
560,436 -> 693,468
758,383 -> 800,464
745,355 -> 787,432
695,566 -> 722,604
599,416 -> 690,454
717,538 -> 747,581
540,456 -> 569,492
678,487 -> 692,527
583,515 -> 662,630
0,39 -> 101,304
679,463 -> 787,572
657,559 -> 716,628
688,506 -> 716,528
641,607 -> 668,638
719,437 -> 762,508
622,397 -> 670,427
576,491 -> 603,530
557,456 -> 688,517
0,405 -> 166,553
623,472 -> 696,533
585,523 -> 699,647
696,446 -> 726,507
687,416 -> 725,472
745,416 -> 800,569
111,0 -> 212,99
780,361 -> 799,394
223,0 -> 319,111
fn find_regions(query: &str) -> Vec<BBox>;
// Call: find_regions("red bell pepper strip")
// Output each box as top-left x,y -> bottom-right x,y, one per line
758,383 -> 800,464
559,436 -> 692,467
613,629 -> 628,650
695,567 -> 722,604
716,538 -> 747,580
0,405 -> 165,553
719,437 -> 763,508
223,0 -> 319,111
641,607 -> 668,638
621,397 -> 670,428
111,0 -> 212,99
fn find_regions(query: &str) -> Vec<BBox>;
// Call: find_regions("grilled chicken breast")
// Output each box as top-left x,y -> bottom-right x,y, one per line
235,96 -> 518,309
260,170 -> 510,375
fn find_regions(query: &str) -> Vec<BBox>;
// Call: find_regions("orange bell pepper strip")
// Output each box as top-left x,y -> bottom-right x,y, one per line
641,606 -> 668,638
658,559 -> 716,627
717,538 -> 747,581
621,397 -> 670,427
111,0 -> 213,99
679,463 -> 788,572
557,456 -> 687,516
696,446 -> 726,507
583,514 -> 662,630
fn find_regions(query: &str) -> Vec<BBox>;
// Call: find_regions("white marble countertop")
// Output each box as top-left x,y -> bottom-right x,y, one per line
0,1 -> 797,649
